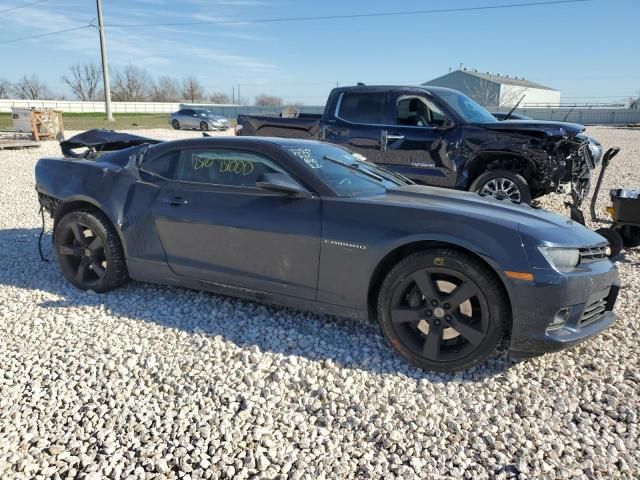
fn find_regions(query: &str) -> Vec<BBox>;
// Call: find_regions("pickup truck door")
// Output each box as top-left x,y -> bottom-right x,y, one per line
379,92 -> 458,188
150,147 -> 322,300
322,91 -> 389,164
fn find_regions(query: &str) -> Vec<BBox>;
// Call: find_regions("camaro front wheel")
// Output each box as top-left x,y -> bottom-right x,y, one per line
54,210 -> 128,292
377,249 -> 508,372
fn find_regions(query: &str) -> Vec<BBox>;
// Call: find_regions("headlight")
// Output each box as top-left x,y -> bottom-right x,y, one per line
539,247 -> 580,269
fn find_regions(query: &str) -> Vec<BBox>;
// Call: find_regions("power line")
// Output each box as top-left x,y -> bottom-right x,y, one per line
0,0 -> 591,46
105,0 -> 591,28
0,0 -> 47,14
0,25 -> 91,45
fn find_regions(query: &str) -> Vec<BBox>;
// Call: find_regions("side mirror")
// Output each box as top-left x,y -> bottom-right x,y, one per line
256,172 -> 311,198
437,116 -> 455,130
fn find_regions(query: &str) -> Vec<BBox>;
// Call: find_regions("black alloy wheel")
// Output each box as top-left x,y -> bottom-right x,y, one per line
54,210 -> 128,292
200,121 -> 209,131
378,249 -> 507,372
172,119 -> 180,129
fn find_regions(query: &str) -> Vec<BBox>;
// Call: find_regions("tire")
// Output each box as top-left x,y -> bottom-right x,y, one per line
616,225 -> 640,248
54,210 -> 128,292
200,121 -> 209,131
377,248 -> 508,372
171,119 -> 180,130
470,169 -> 532,204
596,228 -> 623,257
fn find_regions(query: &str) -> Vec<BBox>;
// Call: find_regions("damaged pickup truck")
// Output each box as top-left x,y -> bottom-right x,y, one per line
237,85 -> 600,204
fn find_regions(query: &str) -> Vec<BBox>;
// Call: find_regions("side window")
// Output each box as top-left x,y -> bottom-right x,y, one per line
337,92 -> 385,124
176,149 -> 286,187
396,96 -> 445,127
143,150 -> 180,178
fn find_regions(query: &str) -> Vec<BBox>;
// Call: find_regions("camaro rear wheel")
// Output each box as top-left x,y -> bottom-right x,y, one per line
171,119 -> 180,129
200,121 -> 209,131
54,210 -> 128,292
377,249 -> 508,372
470,169 -> 532,204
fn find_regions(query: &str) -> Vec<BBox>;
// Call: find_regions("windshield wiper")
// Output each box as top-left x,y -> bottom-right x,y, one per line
323,155 -> 385,182
356,159 -> 412,185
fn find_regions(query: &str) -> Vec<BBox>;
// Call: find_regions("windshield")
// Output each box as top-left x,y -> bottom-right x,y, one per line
282,143 -> 407,197
437,91 -> 497,124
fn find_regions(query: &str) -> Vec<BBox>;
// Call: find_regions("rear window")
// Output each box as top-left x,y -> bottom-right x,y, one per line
337,92 -> 385,124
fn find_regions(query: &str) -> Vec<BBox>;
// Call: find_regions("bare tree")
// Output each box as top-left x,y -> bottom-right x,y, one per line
12,74 -> 51,100
111,64 -> 151,101
62,63 -> 101,101
0,78 -> 11,98
150,76 -> 180,102
463,78 -> 499,107
209,92 -> 231,104
255,94 -> 283,107
629,91 -> 640,110
500,87 -> 528,108
181,76 -> 205,103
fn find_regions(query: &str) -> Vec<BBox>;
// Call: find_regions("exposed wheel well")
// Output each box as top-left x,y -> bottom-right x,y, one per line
367,240 -> 512,331
468,153 -> 534,185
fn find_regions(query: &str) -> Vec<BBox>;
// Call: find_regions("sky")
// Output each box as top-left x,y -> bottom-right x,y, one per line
0,0 -> 638,105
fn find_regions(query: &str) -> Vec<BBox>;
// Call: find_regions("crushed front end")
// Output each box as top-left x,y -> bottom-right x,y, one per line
547,133 -> 596,206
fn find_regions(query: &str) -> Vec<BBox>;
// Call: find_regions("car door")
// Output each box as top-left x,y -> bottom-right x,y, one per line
181,109 -> 197,128
150,146 -> 322,300
381,92 -> 458,188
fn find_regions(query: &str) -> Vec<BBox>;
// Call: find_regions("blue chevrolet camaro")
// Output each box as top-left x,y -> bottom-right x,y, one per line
35,130 -> 620,371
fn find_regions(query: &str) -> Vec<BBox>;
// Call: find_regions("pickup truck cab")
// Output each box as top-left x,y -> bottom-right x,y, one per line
237,85 -> 598,204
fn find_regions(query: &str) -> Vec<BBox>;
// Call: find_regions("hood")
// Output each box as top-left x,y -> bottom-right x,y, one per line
482,119 -> 585,137
370,185 -> 605,247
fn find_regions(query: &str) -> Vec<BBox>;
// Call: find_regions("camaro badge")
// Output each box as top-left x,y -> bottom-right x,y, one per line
323,239 -> 367,250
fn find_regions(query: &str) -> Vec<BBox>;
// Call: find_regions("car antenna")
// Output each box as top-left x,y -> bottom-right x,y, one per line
562,106 -> 574,122
503,95 -> 525,121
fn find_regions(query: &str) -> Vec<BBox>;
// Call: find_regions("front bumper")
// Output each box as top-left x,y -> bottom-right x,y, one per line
508,260 -> 620,357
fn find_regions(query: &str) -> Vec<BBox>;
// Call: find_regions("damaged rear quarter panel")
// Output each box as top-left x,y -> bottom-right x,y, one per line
35,156 -> 166,263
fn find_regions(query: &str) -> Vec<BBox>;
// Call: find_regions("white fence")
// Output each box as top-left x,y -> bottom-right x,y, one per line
3,98 -> 640,125
0,99 -> 182,113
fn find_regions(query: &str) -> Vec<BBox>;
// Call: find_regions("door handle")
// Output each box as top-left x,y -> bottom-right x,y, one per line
387,134 -> 405,141
162,196 -> 188,206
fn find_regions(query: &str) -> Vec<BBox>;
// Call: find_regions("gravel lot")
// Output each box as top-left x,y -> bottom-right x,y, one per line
1,127 -> 639,479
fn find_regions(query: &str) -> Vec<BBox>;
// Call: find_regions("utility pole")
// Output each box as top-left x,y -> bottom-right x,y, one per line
237,84 -> 241,104
96,0 -> 113,121
232,85 -> 235,104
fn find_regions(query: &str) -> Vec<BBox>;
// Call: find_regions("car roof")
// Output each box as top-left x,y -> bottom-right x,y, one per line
147,135 -> 331,152
332,84 -> 462,97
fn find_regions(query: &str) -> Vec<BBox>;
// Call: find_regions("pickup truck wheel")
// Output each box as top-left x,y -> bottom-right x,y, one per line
54,210 -> 128,293
200,121 -> 209,131
172,119 -> 180,129
377,249 -> 507,372
470,169 -> 532,204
